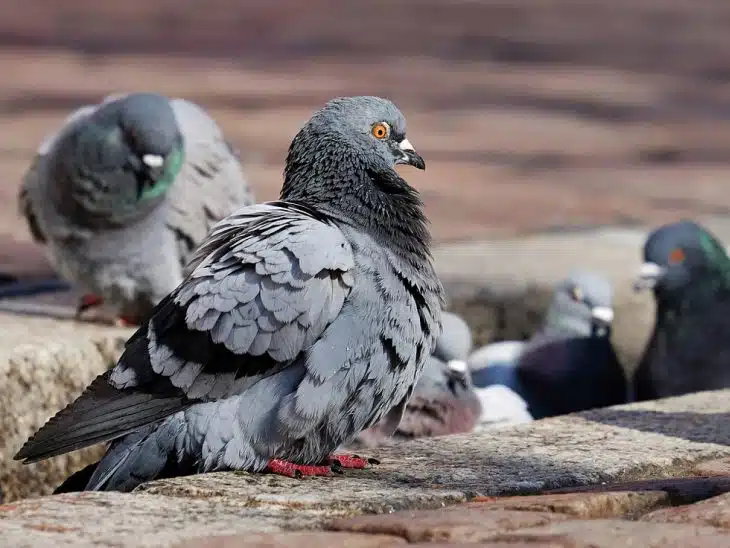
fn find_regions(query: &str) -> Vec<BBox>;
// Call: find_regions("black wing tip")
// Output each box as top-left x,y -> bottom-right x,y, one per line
14,371 -> 116,464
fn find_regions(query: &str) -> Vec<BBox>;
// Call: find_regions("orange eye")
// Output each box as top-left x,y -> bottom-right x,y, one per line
669,248 -> 685,264
371,122 -> 390,140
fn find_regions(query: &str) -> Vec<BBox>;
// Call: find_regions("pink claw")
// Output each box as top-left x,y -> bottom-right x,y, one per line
265,459 -> 333,478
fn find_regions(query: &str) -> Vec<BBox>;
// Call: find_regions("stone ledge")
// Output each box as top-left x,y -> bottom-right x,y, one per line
1,389 -> 730,546
0,312 -> 132,502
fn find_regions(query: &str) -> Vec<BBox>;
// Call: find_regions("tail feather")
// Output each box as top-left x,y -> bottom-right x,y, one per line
86,422 -> 188,492
14,371 -> 189,464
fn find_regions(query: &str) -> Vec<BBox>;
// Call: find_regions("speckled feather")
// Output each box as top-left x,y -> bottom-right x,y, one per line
17,96 -> 445,492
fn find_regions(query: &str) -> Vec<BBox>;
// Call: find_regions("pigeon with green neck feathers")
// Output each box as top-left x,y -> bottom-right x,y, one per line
19,92 -> 254,325
633,220 -> 730,400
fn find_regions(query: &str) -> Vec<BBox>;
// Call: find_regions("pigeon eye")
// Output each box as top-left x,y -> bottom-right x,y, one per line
371,122 -> 390,140
669,248 -> 685,264
571,286 -> 583,302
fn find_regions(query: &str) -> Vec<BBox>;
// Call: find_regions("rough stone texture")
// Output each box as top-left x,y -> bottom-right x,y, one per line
692,457 -> 730,478
488,519 -> 730,547
0,313 -> 132,502
642,492 -> 730,529
174,532 -> 405,548
327,506 -> 569,543
2,390 -> 730,545
466,491 -> 670,519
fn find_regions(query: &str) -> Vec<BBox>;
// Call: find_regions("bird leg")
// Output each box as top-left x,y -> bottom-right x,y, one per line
76,293 -> 104,317
115,316 -> 140,328
327,453 -> 380,471
265,459 -> 333,478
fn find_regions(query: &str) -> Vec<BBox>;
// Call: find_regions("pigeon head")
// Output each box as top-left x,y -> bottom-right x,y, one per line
543,270 -> 614,337
98,93 -> 185,201
633,220 -> 730,301
281,97 -> 430,253
51,93 -> 186,227
432,311 -> 473,363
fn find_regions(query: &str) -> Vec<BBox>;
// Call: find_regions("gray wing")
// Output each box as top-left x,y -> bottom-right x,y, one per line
18,104 -> 99,244
15,202 -> 354,463
167,99 -> 255,268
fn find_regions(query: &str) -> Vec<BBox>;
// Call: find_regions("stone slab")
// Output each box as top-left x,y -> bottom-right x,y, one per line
488,519 -> 730,547
328,506 -> 568,543
466,491 -> 670,519
173,532 -> 405,548
2,389 -> 730,545
642,492 -> 730,529
0,312 -> 132,502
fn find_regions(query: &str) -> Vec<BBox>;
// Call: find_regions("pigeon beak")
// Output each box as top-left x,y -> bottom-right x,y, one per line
395,138 -> 426,170
633,262 -> 666,292
591,306 -> 614,326
142,154 -> 165,169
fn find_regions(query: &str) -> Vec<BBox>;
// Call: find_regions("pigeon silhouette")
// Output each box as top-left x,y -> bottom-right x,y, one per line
16,96 -> 444,492
633,219 -> 730,400
469,270 -> 627,421
19,92 -> 254,325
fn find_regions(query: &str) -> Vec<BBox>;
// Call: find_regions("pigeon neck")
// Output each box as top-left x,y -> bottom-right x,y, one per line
282,154 -> 432,261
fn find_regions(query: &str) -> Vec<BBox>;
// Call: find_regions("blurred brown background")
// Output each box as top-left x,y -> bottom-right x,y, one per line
2,0 -> 730,271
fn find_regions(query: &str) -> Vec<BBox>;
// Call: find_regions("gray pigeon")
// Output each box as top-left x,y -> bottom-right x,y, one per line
468,270 -> 627,420
19,92 -> 254,325
633,220 -> 730,400
352,311 -> 480,446
16,96 -> 445,491
433,310 -> 473,363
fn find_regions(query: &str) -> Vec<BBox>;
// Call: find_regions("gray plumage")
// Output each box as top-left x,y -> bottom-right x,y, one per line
352,311 -> 480,446
433,311 -> 473,362
19,92 -> 254,322
633,220 -> 730,400
468,270 -> 627,420
17,96 -> 444,492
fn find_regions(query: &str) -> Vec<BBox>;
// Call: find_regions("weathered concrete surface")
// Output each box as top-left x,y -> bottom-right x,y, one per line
0,312 -> 132,502
1,389 -> 730,546
441,215 -> 730,373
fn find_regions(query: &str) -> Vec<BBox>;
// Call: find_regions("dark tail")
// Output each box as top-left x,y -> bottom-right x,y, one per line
83,419 -> 193,492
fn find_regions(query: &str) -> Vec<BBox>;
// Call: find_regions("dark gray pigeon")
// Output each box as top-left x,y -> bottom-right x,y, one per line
468,270 -> 627,420
19,92 -> 254,325
633,220 -> 730,401
16,96 -> 445,491
352,311 -> 480,446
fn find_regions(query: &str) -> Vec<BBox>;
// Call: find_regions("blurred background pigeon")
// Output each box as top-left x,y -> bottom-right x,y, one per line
632,220 -> 730,401
468,270 -> 628,422
18,92 -> 254,325
351,311 -> 481,447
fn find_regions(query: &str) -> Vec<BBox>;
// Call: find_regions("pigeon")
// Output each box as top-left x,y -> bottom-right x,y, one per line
16,96 -> 445,492
468,270 -> 627,421
18,92 -> 255,325
433,310 -> 473,363
632,220 -> 730,400
352,311 -> 480,446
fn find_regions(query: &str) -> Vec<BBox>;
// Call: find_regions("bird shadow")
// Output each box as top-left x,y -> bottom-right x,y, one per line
578,406 -> 730,447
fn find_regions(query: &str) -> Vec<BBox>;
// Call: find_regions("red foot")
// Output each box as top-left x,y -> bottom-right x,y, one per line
116,315 -> 139,327
79,293 -> 103,312
328,453 -> 379,470
265,459 -> 332,478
